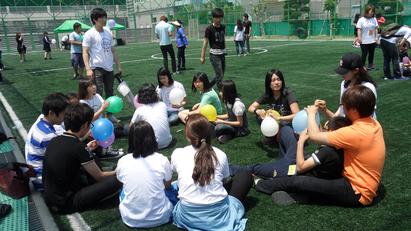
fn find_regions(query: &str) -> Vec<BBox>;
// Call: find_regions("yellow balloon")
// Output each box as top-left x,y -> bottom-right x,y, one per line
200,104 -> 217,122
271,110 -> 281,120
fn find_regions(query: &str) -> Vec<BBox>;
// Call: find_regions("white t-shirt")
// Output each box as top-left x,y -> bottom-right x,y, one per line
228,98 -> 246,116
234,26 -> 244,42
356,17 -> 378,44
82,27 -> 114,71
36,114 -> 65,135
131,102 -> 172,149
156,81 -> 186,112
171,145 -> 230,205
338,81 -> 377,119
80,94 -> 104,119
116,153 -> 173,228
381,26 -> 411,44
155,21 -> 172,46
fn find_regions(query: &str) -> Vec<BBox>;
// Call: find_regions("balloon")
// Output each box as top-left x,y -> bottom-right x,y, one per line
51,39 -> 56,44
98,133 -> 115,148
403,56 -> 410,64
292,110 -> 321,134
267,109 -> 281,120
200,104 -> 217,122
134,95 -> 142,109
106,96 -> 123,114
107,19 -> 116,29
91,118 -> 114,141
169,88 -> 185,105
260,117 -> 279,137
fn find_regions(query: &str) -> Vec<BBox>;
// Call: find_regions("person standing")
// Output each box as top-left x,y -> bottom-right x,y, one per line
243,13 -> 252,54
234,19 -> 245,56
155,16 -> 177,74
16,32 -> 26,63
69,23 -> 85,80
174,20 -> 188,72
200,8 -> 226,89
42,32 -> 52,60
83,8 -> 122,123
356,5 -> 378,70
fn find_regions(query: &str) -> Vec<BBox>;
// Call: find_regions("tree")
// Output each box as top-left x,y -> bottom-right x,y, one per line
283,0 -> 310,38
252,0 -> 268,36
323,0 -> 341,37
367,0 -> 404,23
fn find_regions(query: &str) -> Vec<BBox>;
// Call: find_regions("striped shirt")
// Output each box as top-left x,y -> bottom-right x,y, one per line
25,118 -> 58,189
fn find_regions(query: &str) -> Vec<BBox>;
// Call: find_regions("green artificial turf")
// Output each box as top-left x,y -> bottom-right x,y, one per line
0,40 -> 410,230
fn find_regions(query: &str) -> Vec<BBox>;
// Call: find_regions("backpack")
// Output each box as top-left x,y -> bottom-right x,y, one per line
380,23 -> 402,38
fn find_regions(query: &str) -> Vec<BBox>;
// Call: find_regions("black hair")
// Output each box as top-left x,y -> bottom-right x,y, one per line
341,85 -> 376,118
243,13 -> 249,19
264,69 -> 286,98
353,13 -> 360,24
64,103 -> 94,133
177,19 -> 183,26
78,80 -> 94,100
128,121 -> 158,158
90,8 -> 107,25
212,8 -> 224,18
137,83 -> 159,104
66,92 -> 79,104
73,22 -> 81,30
157,67 -> 174,88
192,72 -> 211,92
42,93 -> 69,117
43,32 -> 48,35
221,80 -> 238,105
327,116 -> 352,131
343,68 -> 376,88
236,19 -> 243,31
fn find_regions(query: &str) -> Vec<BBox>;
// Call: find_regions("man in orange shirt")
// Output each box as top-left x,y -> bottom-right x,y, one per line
255,85 -> 385,206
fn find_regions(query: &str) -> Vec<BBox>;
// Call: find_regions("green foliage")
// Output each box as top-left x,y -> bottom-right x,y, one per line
283,0 -> 310,37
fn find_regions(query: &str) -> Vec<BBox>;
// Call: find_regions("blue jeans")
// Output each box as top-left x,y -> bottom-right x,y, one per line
168,111 -> 179,125
209,54 -> 225,89
229,125 -> 298,178
234,41 -> 244,55
215,124 -> 236,137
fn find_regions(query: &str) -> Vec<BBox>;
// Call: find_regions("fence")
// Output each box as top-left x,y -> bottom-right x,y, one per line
1,1 -> 411,52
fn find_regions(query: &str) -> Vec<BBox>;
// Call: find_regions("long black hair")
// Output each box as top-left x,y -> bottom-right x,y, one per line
157,67 -> 174,88
343,67 -> 376,88
192,72 -> 212,92
236,19 -> 243,31
221,80 -> 238,105
138,83 -> 159,104
264,69 -> 286,98
128,121 -> 158,158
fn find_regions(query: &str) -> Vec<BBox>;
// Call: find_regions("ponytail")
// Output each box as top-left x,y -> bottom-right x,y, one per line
192,139 -> 219,187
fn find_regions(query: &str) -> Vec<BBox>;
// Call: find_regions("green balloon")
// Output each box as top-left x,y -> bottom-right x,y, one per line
106,96 -> 123,114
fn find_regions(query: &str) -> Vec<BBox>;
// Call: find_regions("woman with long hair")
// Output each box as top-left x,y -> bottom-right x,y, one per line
356,5 -> 378,70
234,19 -> 245,56
171,114 -> 253,230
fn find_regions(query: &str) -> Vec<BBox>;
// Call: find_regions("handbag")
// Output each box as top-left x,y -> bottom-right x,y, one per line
0,162 -> 35,199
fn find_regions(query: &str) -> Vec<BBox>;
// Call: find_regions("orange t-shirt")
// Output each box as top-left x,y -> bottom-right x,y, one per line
327,117 -> 385,205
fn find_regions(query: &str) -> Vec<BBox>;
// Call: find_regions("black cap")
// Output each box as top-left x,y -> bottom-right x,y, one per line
335,53 -> 363,75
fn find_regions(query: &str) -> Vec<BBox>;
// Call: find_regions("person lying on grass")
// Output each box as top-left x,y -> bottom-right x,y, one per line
255,85 -> 385,207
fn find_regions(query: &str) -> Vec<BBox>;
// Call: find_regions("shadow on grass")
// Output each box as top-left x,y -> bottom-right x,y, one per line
255,141 -> 279,158
245,196 -> 259,212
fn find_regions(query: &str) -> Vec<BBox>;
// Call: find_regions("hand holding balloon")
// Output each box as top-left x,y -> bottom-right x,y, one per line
87,140 -> 98,151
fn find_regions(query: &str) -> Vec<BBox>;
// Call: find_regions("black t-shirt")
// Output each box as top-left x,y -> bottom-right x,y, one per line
256,87 -> 297,116
43,132 -> 94,209
244,21 -> 252,34
205,24 -> 226,50
306,146 -> 344,179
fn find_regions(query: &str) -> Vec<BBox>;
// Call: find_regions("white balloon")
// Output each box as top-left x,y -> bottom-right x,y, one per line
108,19 -> 116,29
261,117 -> 279,137
51,39 -> 56,44
169,88 -> 185,105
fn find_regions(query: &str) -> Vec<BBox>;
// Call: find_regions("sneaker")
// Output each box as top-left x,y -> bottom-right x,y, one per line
384,77 -> 394,80
261,136 -> 276,145
217,135 -> 233,144
394,76 -> 410,80
271,191 -> 297,206
72,74 -> 79,80
99,148 -> 124,159
253,175 -> 261,188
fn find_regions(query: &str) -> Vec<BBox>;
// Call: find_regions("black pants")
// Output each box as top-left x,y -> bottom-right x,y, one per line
380,39 -> 401,78
360,43 -> 376,67
93,67 -> 114,98
224,171 -> 253,204
160,44 -> 176,73
177,46 -> 186,70
244,34 -> 250,53
255,175 -> 362,207
209,54 -> 226,89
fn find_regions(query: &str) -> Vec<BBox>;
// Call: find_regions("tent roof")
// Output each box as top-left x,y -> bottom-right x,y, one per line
54,20 -> 91,33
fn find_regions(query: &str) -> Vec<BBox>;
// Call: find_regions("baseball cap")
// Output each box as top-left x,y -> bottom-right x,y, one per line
335,53 -> 363,75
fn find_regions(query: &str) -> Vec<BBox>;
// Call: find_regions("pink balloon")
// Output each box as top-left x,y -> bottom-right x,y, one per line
98,133 -> 115,148
403,56 -> 410,64
134,95 -> 142,109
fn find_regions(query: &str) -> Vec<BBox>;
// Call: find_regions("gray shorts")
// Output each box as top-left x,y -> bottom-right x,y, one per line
71,53 -> 85,68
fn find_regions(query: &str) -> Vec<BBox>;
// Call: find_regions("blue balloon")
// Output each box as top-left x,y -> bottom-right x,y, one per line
292,110 -> 320,134
91,118 -> 114,141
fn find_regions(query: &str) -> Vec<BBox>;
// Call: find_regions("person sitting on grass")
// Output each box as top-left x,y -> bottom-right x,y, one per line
155,67 -> 187,125
315,53 -> 377,119
178,72 -> 223,123
171,114 -> 253,231
131,83 -> 172,149
230,116 -> 351,179
116,121 -> 175,228
255,86 -> 385,207
25,93 -> 69,191
399,40 -> 411,77
215,80 -> 249,144
78,80 -> 121,159
43,103 -> 122,214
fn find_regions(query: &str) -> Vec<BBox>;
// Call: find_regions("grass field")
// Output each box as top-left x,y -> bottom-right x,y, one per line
0,40 -> 410,230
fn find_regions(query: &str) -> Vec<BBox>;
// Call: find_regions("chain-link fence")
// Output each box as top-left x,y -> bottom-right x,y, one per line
1,0 -> 411,52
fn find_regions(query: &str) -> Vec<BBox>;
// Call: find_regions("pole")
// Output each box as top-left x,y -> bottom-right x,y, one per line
395,0 -> 399,23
